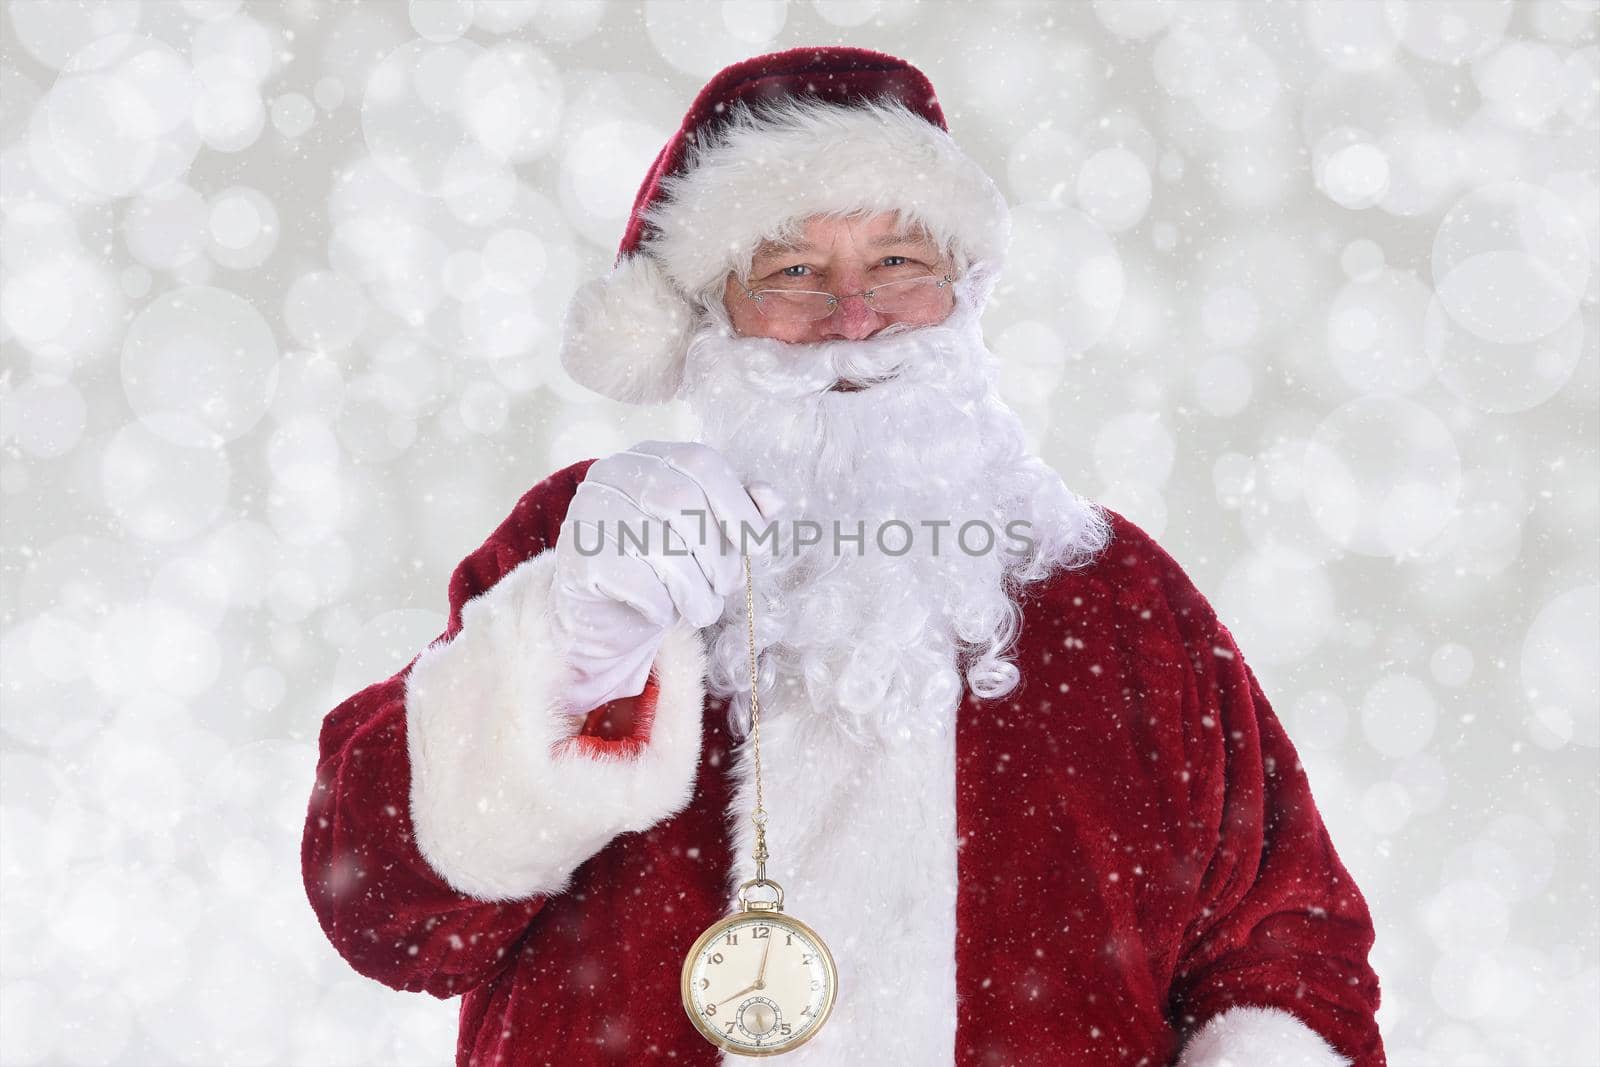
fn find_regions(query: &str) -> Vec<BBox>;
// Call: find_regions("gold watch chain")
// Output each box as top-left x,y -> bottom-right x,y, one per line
743,553 -> 769,883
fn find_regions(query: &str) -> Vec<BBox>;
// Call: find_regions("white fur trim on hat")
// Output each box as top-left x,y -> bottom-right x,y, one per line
557,252 -> 694,406
644,96 -> 1011,296
1175,1004 -> 1354,1067
403,547 -> 707,902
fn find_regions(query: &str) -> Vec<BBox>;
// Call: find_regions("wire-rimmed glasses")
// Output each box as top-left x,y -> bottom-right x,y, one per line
739,273 -> 956,325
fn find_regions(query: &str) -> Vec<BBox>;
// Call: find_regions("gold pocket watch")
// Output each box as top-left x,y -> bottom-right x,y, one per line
681,555 -> 838,1056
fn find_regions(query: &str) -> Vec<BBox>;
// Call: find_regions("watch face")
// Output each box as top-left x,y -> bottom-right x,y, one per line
682,912 -> 836,1055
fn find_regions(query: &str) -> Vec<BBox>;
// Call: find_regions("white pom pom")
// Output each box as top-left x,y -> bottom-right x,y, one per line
557,253 -> 695,405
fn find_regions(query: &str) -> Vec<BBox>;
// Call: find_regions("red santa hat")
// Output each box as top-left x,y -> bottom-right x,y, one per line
557,46 -> 1012,405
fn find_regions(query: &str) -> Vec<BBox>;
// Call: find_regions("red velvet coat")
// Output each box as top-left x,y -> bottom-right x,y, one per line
301,458 -> 1385,1066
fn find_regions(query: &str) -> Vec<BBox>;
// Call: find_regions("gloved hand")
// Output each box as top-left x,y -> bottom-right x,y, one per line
550,441 -> 786,713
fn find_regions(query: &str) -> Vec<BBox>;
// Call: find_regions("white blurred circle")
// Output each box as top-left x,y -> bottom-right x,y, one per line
123,183 -> 208,271
121,285 -> 279,447
1195,37 -> 1279,131
994,320 -> 1070,404
4,376 -> 87,458
1327,268 -> 1435,395
1216,547 -> 1336,665
1388,0 -> 1513,64
85,733 -> 191,842
1305,0 -> 1399,70
1097,482 -> 1167,540
525,0 -> 607,42
1006,125 -> 1083,206
1076,147 -> 1152,232
1212,452 -> 1256,508
283,270 -> 367,351
410,0 -> 475,41
1446,814 -> 1557,903
269,91 -> 317,138
1094,411 -> 1174,487
6,1 -> 143,70
1520,583 -> 1599,748
1423,291 -> 1586,414
1361,672 -> 1437,758
1429,642 -> 1474,687
267,414 -> 342,490
206,185 -> 279,269
1392,751 -> 1448,813
1361,780 -> 1413,835
559,119 -> 663,247
460,379 -> 510,434
193,11 -> 273,84
1318,137 -> 1395,206
1201,285 -> 1260,347
1302,65 -> 1428,154
482,228 -> 548,293
1432,182 -> 1591,345
100,422 -> 231,542
644,0 -> 785,76
1476,42 -> 1568,128
241,664 -> 286,711
472,0 -> 541,33
1302,396 -> 1461,557
1191,352 -> 1253,417
460,286 -> 552,362
1008,206 -> 1125,353
87,600 -> 221,701
1341,238 -> 1386,280
192,69 -> 265,152
1153,28 -> 1217,100
313,75 -> 345,110
1291,688 -> 1349,752
1092,0 -> 1174,39
46,35 -> 203,199
813,0 -> 880,26
362,39 -> 499,197
1431,947 -> 1541,1024
338,373 -> 418,464
0,979 -> 61,1064
461,43 -> 563,163
1422,878 -> 1509,953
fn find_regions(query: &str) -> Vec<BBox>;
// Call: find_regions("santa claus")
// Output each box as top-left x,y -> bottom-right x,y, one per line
302,47 -> 1386,1067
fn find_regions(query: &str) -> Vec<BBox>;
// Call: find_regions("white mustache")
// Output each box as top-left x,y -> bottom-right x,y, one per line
682,302 -> 981,401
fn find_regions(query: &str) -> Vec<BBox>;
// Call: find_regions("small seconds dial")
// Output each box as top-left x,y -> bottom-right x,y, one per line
681,914 -> 836,1055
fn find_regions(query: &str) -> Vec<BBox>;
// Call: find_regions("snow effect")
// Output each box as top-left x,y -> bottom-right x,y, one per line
0,1 -> 1596,1065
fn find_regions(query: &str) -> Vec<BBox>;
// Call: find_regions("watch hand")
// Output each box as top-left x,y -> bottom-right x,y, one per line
754,933 -> 774,987
713,981 -> 757,1008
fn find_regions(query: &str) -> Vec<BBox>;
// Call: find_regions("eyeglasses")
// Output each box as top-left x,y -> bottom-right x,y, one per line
739,273 -> 956,325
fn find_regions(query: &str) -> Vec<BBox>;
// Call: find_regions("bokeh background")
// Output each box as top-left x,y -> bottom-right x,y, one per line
1,1 -> 1596,1064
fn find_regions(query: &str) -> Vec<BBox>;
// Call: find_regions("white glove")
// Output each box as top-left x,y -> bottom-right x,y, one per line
550,441 -> 785,713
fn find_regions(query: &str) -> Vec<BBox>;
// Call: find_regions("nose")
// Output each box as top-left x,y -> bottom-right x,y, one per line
819,290 -> 883,341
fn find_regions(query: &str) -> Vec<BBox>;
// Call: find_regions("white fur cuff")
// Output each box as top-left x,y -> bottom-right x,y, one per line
1176,1005 -> 1353,1067
404,548 -> 707,902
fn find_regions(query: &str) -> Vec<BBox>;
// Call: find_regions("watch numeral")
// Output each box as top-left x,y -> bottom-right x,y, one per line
810,979 -> 821,990
698,978 -> 709,990
780,1023 -> 792,1035
724,1021 -> 735,1034
709,952 -> 724,965
801,1006 -> 813,1016
753,926 -> 770,939
785,933 -> 793,945
704,1003 -> 717,1017
801,953 -> 815,964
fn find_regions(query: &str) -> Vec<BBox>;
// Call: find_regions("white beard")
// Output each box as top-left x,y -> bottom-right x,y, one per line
679,271 -> 1112,748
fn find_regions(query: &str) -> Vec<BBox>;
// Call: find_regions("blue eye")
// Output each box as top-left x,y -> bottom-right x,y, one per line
779,265 -> 811,277
881,256 -> 910,267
